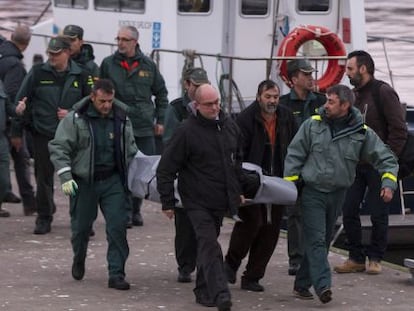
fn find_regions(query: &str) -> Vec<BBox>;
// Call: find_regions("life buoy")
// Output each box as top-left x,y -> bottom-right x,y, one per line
277,25 -> 346,92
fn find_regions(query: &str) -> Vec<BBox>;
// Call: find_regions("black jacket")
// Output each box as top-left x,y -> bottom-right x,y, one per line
157,111 -> 243,215
236,101 -> 298,177
0,40 -> 26,102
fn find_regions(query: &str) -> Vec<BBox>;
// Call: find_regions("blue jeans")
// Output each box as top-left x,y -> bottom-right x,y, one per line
342,163 -> 390,263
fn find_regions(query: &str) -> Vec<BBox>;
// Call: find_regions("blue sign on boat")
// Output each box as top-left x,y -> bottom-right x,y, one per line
152,22 -> 161,48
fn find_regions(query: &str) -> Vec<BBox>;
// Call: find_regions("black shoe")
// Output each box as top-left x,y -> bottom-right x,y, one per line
241,278 -> 264,292
216,294 -> 232,311
177,271 -> 191,283
23,206 -> 37,216
33,219 -> 51,234
288,263 -> 300,276
108,276 -> 130,290
0,208 -> 10,217
72,260 -> 85,280
224,262 -> 236,284
3,192 -> 21,203
293,287 -> 314,300
318,288 -> 332,304
132,212 -> 143,226
195,294 -> 215,307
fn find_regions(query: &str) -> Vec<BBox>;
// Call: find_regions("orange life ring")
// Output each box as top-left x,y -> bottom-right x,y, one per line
277,25 -> 346,92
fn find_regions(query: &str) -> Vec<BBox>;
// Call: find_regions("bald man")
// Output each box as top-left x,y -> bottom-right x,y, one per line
157,85 -> 242,311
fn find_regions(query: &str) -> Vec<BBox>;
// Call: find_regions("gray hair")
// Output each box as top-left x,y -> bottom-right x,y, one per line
326,84 -> 355,106
120,26 -> 139,40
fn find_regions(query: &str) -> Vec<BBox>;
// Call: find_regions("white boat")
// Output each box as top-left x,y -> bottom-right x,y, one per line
20,0 -> 368,111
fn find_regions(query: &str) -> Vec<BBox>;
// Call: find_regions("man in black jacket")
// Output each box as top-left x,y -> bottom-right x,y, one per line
157,84 -> 241,311
0,25 -> 36,216
224,80 -> 297,292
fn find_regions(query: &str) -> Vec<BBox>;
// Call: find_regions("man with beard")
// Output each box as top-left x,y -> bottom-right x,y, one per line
100,25 -> 168,227
334,50 -> 407,275
279,59 -> 326,276
224,80 -> 297,292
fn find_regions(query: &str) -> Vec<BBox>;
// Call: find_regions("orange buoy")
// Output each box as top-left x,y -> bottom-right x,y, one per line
277,25 -> 346,92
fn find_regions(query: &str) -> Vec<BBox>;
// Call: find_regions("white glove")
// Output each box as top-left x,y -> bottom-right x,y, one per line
62,180 -> 78,196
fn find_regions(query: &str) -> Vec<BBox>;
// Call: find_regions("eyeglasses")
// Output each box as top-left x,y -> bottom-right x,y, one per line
115,37 -> 135,42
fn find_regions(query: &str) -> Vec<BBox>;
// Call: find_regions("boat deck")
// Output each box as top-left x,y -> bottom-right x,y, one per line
1,172 -> 414,310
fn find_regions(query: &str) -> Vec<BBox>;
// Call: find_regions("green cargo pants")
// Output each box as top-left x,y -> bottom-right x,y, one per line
70,173 -> 129,278
294,186 -> 346,295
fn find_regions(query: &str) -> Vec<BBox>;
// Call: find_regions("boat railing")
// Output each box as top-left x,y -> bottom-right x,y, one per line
151,48 -> 346,114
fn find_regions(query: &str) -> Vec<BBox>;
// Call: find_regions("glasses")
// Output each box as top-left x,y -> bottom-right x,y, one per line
115,37 -> 135,42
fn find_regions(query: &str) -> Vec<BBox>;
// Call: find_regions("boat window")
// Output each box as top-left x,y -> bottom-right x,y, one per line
241,0 -> 268,16
55,0 -> 88,9
95,0 -> 145,13
178,0 -> 210,13
297,0 -> 329,12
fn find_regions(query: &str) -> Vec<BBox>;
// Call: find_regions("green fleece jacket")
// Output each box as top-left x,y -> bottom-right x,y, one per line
100,48 -> 168,137
284,106 -> 399,192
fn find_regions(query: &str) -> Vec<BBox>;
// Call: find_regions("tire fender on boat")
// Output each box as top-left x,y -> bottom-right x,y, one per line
277,25 -> 346,92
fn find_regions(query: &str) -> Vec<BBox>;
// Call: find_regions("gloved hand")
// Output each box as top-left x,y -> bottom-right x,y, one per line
62,180 -> 78,196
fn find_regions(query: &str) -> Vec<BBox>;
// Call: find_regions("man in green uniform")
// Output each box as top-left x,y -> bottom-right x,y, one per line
63,24 -> 99,78
48,79 -> 137,290
284,84 -> 398,304
100,25 -> 168,227
11,36 -> 94,234
279,59 -> 326,276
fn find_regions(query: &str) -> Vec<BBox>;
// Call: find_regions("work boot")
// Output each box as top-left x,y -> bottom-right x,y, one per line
3,192 -> 21,203
0,207 -> 10,217
366,260 -> 382,274
23,195 -> 37,216
318,288 -> 332,304
224,262 -> 236,284
33,218 -> 51,235
108,276 -> 130,290
293,287 -> 314,300
72,260 -> 85,280
177,271 -> 192,283
241,277 -> 264,292
333,259 -> 366,273
132,197 -> 144,226
288,263 -> 300,276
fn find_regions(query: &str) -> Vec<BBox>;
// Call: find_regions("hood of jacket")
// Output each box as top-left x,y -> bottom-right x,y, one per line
72,43 -> 96,64
0,41 -> 23,60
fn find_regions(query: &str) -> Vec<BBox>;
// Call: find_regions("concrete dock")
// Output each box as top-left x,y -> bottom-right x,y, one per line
1,175 -> 413,311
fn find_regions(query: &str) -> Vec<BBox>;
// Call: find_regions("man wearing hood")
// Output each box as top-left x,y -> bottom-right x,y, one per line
63,24 -> 99,78
284,84 -> 398,304
100,25 -> 168,227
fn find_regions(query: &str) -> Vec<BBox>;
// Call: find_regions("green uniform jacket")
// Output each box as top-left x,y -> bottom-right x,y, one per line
13,60 -> 93,137
284,106 -> 399,192
279,89 -> 326,127
100,49 -> 168,137
48,96 -> 138,187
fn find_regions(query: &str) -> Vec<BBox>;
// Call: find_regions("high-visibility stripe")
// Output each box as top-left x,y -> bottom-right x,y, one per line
284,175 -> 299,182
381,172 -> 397,182
311,115 -> 322,121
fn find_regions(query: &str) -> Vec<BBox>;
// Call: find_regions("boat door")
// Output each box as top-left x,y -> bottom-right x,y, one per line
222,0 -> 277,108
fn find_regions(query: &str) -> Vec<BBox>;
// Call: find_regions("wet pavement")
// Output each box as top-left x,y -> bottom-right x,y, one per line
1,169 -> 414,311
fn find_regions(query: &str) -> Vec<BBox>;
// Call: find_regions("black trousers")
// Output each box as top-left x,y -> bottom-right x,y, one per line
187,207 -> 230,304
32,132 -> 56,222
225,204 -> 284,281
174,207 -> 197,274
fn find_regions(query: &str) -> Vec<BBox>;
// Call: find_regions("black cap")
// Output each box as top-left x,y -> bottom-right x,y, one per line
47,36 -> 71,53
287,59 -> 316,75
63,24 -> 84,40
